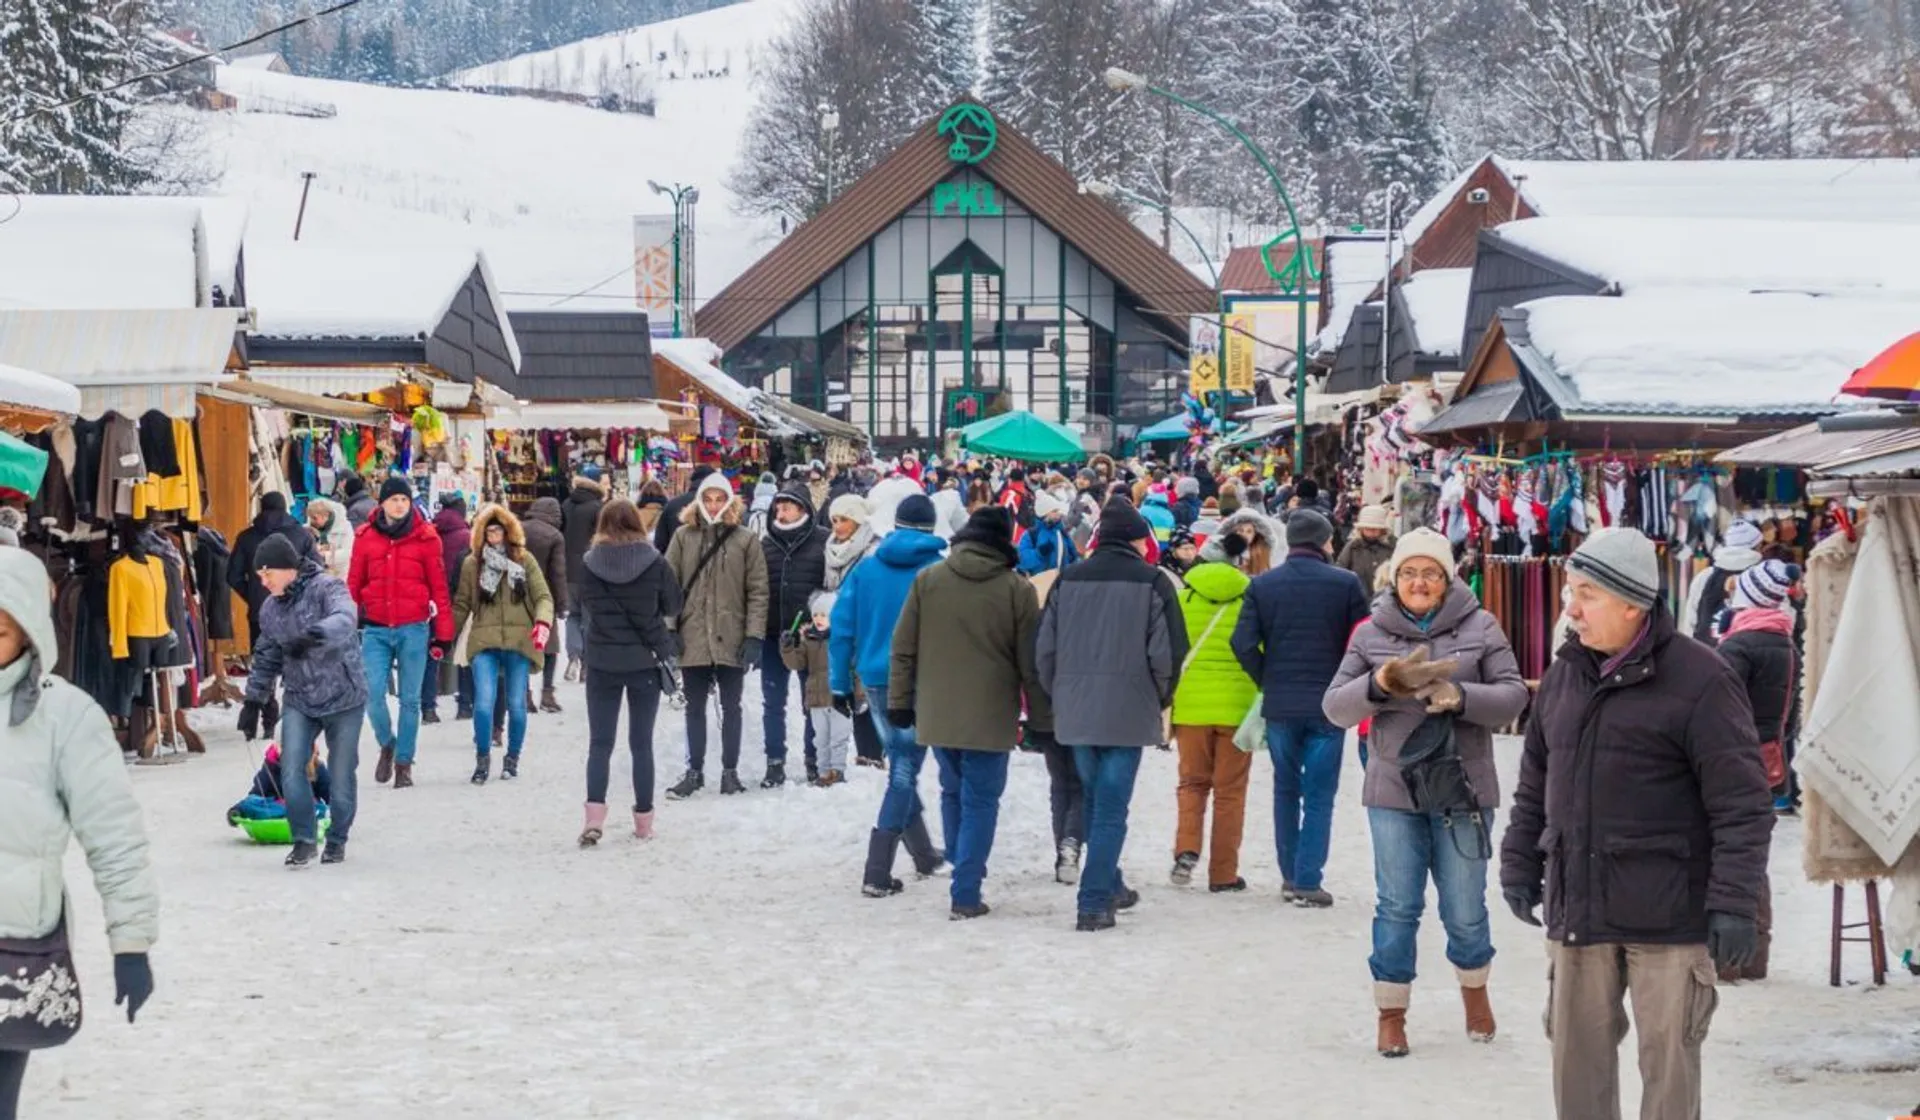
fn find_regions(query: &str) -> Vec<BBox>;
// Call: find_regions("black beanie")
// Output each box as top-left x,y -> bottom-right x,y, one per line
255,533 -> 300,572
1286,508 -> 1334,550
260,491 -> 288,514
379,475 -> 413,502
341,475 -> 365,497
952,506 -> 1017,566
1097,500 -> 1152,544
894,494 -> 937,532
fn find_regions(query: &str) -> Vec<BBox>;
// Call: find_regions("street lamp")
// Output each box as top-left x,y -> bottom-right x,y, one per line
649,180 -> 700,337
819,103 -> 840,206
1105,66 -> 1318,475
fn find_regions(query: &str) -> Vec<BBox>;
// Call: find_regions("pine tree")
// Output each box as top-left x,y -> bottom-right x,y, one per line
983,0 -> 1148,183
0,0 -> 148,193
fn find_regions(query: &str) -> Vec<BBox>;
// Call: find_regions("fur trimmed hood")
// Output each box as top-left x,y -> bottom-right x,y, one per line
1199,509 -> 1280,563
470,504 -> 527,555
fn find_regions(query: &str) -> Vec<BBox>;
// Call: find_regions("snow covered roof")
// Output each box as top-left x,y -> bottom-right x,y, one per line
654,335 -> 768,418
191,198 -> 250,300
1494,156 -> 1920,224
1491,217 -> 1920,301
244,238 -> 488,342
0,196 -> 211,309
1514,292 -> 1907,417
225,52 -> 288,72
1312,235 -> 1388,355
0,362 -> 83,415
1397,268 -> 1473,359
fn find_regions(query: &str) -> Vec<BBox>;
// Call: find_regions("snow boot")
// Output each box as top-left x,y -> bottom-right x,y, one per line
761,761 -> 787,789
1281,881 -> 1299,903
719,769 -> 746,795
471,754 -> 490,785
814,769 -> 845,788
632,810 -> 655,840
1293,887 -> 1335,908
1376,983 -> 1411,1058
392,763 -> 414,789
455,703 -> 473,721
1209,878 -> 1248,893
285,841 -> 317,869
421,707 -> 440,725
1170,851 -> 1199,886
374,745 -> 395,785
1112,884 -> 1140,911
666,770 -> 704,800
1458,967 -> 1495,1042
501,753 -> 520,780
862,829 -> 905,897
579,803 -> 608,848
540,688 -> 562,714
321,840 -> 346,865
1076,909 -> 1116,932
901,816 -> 947,878
949,902 -> 991,921
1055,838 -> 1082,885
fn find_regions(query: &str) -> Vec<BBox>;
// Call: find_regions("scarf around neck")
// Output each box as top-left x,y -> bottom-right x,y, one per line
479,544 -> 527,600
824,522 -> 875,589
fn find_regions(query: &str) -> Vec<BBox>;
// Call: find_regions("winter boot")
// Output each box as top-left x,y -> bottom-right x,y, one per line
455,703 -> 473,721
761,761 -> 787,789
666,770 -> 704,800
285,840 -> 317,869
1170,851 -> 1199,886
1112,884 -> 1141,911
1376,982 -> 1412,1058
392,763 -> 414,789
949,902 -> 991,921
421,707 -> 441,725
862,829 -> 905,897
632,810 -> 655,840
1293,887 -> 1335,908
1209,878 -> 1248,893
579,803 -> 608,848
1076,909 -> 1117,932
1281,881 -> 1299,903
375,745 -> 395,785
1458,967 -> 1496,1042
719,769 -> 746,795
814,769 -> 846,788
1055,838 -> 1082,885
501,753 -> 520,780
901,816 -> 947,878
805,761 -> 820,785
540,688 -> 562,714
471,754 -> 490,785
564,661 -> 581,684
321,840 -> 346,865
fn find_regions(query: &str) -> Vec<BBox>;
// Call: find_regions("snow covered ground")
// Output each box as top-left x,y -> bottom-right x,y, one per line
26,681 -> 1920,1118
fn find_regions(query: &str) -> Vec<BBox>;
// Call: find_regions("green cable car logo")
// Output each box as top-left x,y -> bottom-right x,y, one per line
938,104 -> 997,164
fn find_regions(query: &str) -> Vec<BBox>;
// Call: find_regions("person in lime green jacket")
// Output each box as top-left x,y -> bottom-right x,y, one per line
1168,510 -> 1276,891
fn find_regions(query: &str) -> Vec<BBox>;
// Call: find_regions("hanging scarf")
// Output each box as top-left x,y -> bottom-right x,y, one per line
479,544 -> 527,601
824,522 -> 875,590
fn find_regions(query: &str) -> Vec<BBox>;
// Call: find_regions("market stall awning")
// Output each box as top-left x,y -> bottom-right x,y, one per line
199,379 -> 392,425
1137,412 -> 1206,442
485,400 -> 676,432
958,410 -> 1085,462
758,395 -> 866,444
247,365 -> 410,398
1417,378 -> 1532,437
0,361 -> 82,416
0,308 -> 242,418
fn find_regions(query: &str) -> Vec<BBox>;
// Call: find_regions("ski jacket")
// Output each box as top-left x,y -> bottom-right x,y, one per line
247,561 -> 368,719
1232,548 -> 1370,721
348,509 -> 454,640
829,528 -> 946,696
522,497 -> 570,615
1170,561 -> 1256,728
578,540 -> 683,676
1036,542 -> 1185,747
889,541 -> 1051,750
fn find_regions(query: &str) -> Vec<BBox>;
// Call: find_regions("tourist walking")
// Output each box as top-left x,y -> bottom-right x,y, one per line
0,549 -> 159,1117
576,499 -> 683,845
1501,528 -> 1773,1120
888,506 -> 1051,920
1335,504 -> 1396,594
228,490 -> 320,649
521,496 -> 570,713
304,496 -> 354,579
823,493 -> 884,768
1230,508 -> 1369,906
1323,529 -> 1529,1057
1036,501 -> 1185,931
562,466 -> 609,680
338,473 -> 376,528
761,486 -> 829,786
664,473 -> 768,799
453,506 -> 556,785
1016,490 -> 1079,575
423,494 -> 472,724
348,477 -> 454,790
1680,519 -> 1763,645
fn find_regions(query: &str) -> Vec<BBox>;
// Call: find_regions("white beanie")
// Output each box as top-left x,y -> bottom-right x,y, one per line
1732,558 -> 1797,611
1723,520 -> 1763,551
1386,527 -> 1456,584
1034,490 -> 1066,520
828,493 -> 872,526
1356,504 -> 1392,532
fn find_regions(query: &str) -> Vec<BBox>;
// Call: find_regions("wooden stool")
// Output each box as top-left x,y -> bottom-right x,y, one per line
1830,881 -> 1889,987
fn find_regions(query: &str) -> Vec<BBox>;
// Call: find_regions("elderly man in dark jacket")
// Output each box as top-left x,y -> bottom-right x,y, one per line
1501,528 -> 1773,1120
1231,508 -> 1370,907
1036,501 -> 1187,931
760,486 -> 829,787
562,468 -> 609,680
523,496 -> 570,713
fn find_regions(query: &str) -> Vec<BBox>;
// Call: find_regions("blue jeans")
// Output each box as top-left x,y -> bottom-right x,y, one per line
280,704 -> 364,845
1072,745 -> 1143,915
1265,717 -> 1345,890
421,658 -> 472,716
471,649 -> 531,756
760,638 -> 816,765
362,622 -> 430,764
1367,807 -> 1496,984
933,748 -> 1010,909
867,686 -> 928,834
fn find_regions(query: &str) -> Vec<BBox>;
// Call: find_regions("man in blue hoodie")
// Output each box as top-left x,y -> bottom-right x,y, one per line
831,494 -> 949,897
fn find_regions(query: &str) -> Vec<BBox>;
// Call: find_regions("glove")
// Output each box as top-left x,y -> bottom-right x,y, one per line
282,628 -> 319,658
1417,678 -> 1464,713
114,952 -> 153,1024
1503,884 -> 1542,927
831,693 -> 855,718
1376,645 -> 1460,698
531,622 -> 552,652
739,637 -> 764,668
886,707 -> 915,731
430,639 -> 450,662
236,700 -> 263,742
1023,725 -> 1058,752
1706,910 -> 1758,972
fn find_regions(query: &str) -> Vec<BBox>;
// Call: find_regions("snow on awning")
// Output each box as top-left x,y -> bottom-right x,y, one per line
0,362 -> 82,416
0,309 -> 242,418
247,366 -> 410,397
1398,269 -> 1473,359
486,400 -> 675,432
0,196 -> 209,309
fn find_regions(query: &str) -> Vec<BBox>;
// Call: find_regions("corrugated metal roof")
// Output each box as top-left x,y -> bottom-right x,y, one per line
1417,377 -> 1531,435
1719,420 -> 1920,468
0,309 -> 241,385
697,104 -> 1215,351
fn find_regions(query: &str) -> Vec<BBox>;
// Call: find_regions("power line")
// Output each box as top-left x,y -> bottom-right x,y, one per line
3,0 -> 371,126
546,261 -> 640,308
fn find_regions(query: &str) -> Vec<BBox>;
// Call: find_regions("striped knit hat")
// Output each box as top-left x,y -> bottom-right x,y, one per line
1568,527 -> 1660,611
1732,559 -> 1798,611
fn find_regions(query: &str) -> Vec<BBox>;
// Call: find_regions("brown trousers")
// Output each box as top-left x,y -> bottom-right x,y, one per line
1173,724 -> 1253,886
1545,940 -> 1719,1120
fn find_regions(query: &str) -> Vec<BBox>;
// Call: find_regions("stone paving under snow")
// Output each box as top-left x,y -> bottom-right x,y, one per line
26,675 -> 1920,1118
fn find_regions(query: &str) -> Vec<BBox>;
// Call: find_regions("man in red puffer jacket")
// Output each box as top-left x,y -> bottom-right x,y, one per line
347,476 -> 454,789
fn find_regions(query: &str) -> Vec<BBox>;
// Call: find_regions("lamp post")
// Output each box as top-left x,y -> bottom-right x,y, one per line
647,180 -> 700,337
1104,66 -> 1318,476
819,103 -> 841,205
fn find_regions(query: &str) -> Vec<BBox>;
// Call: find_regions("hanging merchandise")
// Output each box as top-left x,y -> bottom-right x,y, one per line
0,430 -> 50,499
411,405 -> 449,447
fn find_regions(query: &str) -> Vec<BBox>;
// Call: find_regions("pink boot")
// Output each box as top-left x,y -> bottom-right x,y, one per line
632,810 -> 655,840
579,803 -> 608,848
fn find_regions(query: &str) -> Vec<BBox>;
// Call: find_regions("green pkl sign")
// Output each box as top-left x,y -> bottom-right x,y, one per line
937,103 -> 996,164
930,181 -> 1003,216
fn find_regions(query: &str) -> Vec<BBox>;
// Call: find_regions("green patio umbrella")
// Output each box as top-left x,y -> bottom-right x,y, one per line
959,410 -> 1085,463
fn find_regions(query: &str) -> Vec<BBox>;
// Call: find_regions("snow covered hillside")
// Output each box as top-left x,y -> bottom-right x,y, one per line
154,0 -> 800,313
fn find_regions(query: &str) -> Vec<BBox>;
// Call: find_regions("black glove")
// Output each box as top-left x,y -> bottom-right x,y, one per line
1022,725 -> 1057,752
1707,910 -> 1758,972
236,700 -> 263,742
282,628 -> 319,658
886,707 -> 914,731
1503,884 -> 1542,928
114,952 -> 153,1023
831,693 -> 855,718
739,637 -> 764,669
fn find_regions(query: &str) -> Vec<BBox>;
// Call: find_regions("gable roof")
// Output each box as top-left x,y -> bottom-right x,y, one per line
697,105 -> 1215,351
501,311 -> 655,400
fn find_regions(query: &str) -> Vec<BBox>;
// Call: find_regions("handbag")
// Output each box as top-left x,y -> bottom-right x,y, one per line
1232,693 -> 1265,754
0,914 -> 83,1051
452,615 -> 474,667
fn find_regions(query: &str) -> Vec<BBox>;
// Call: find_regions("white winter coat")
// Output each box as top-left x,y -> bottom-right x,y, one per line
306,498 -> 354,579
0,548 -> 159,954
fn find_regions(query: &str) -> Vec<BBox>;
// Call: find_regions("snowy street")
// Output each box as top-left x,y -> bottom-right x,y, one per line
27,684 -> 1920,1118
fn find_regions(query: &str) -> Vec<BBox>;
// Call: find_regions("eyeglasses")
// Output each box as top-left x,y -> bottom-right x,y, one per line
1396,569 -> 1447,586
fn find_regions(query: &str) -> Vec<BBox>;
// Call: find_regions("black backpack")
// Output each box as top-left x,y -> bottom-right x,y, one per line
1398,714 -> 1490,858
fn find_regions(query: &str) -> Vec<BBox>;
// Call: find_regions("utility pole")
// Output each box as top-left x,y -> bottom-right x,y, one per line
648,180 -> 701,337
820,103 -> 840,208
293,171 -> 317,240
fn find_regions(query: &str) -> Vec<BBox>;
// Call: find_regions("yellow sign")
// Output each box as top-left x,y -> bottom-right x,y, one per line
1224,312 -> 1255,393
1189,316 -> 1221,394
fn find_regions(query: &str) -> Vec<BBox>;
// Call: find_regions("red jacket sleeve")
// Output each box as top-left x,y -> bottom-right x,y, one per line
346,525 -> 369,608
423,530 -> 455,642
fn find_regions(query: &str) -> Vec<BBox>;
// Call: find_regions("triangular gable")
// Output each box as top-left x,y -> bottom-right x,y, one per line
697,103 -> 1215,351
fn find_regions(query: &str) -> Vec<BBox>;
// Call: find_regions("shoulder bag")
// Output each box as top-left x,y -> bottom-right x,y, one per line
0,913 -> 83,1050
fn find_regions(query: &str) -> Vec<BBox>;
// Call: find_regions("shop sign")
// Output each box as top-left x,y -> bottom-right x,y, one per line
937,103 -> 997,164
930,181 -> 1003,217
1224,312 -> 1256,393
1189,316 -> 1221,394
